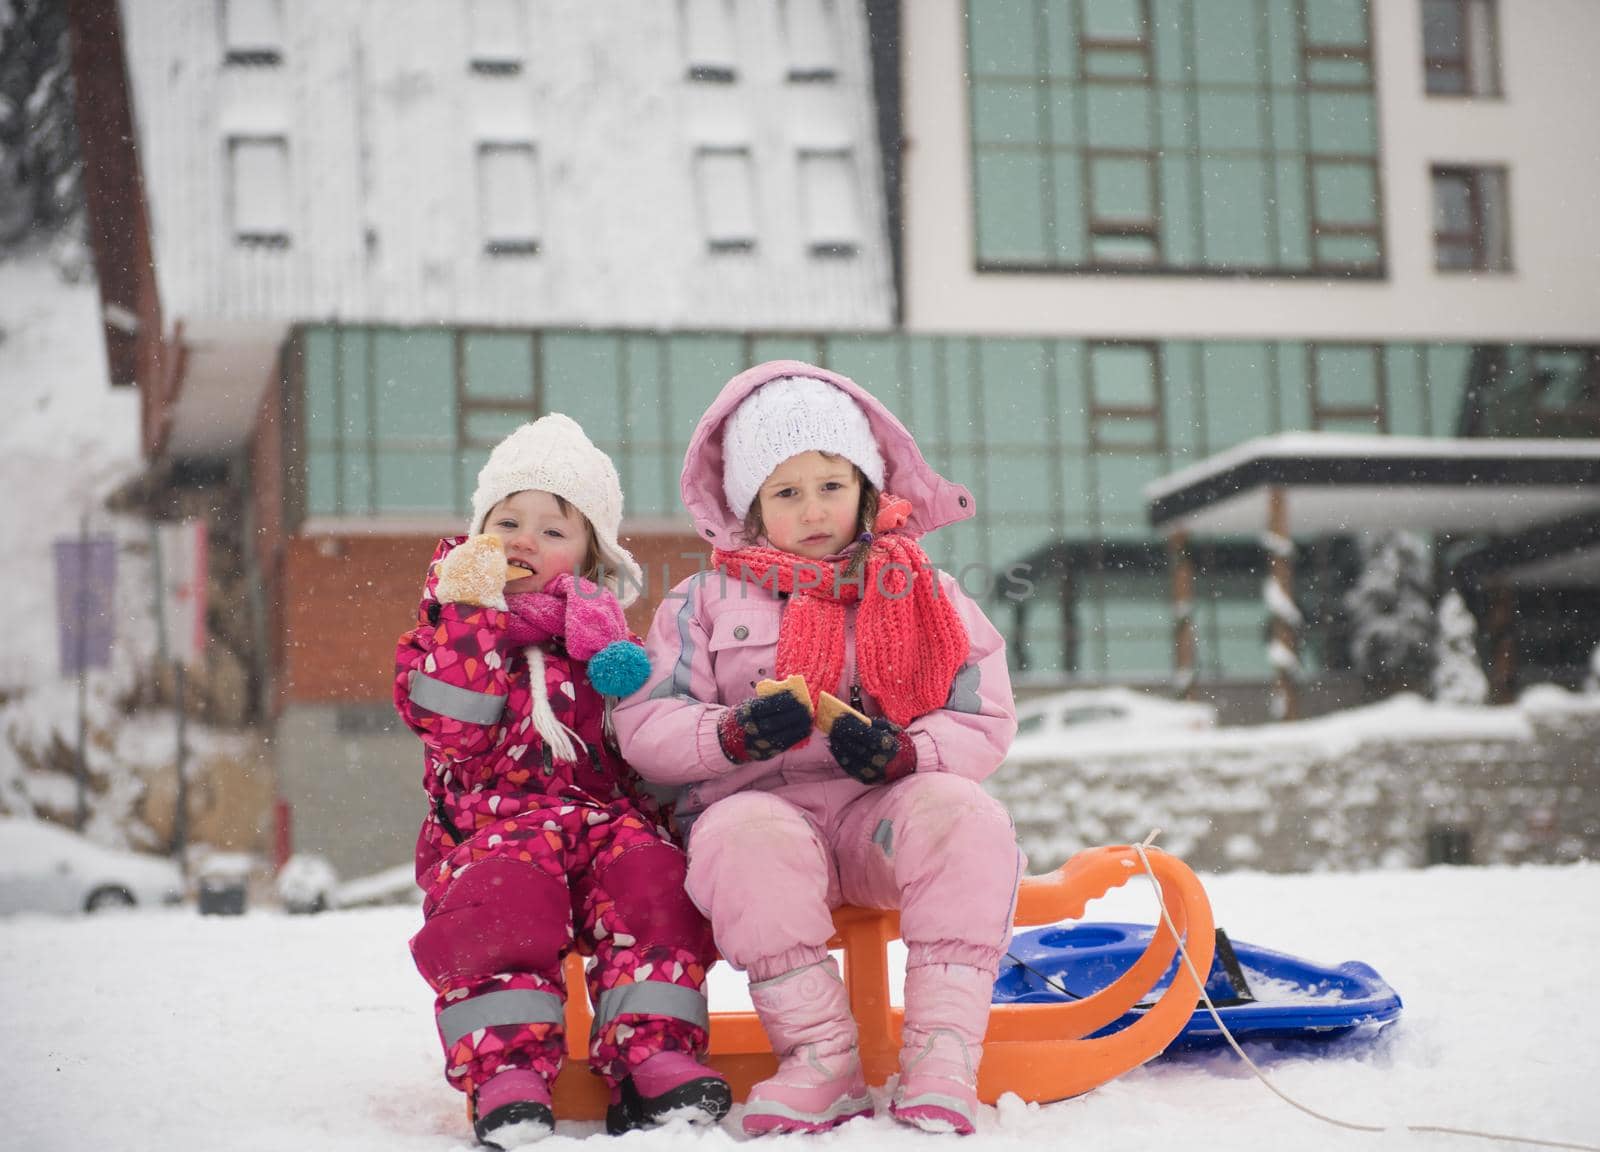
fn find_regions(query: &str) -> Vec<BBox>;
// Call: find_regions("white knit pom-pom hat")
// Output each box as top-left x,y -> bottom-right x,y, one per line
468,414 -> 644,607
720,376 -> 886,520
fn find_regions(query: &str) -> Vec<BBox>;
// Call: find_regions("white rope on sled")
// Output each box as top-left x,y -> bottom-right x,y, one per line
1130,829 -> 1598,1152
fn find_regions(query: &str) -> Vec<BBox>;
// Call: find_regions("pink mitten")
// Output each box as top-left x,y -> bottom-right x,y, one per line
433,535 -> 510,610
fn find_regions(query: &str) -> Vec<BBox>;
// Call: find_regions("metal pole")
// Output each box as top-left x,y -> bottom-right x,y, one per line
174,660 -> 188,877
75,512 -> 89,830
1169,529 -> 1196,700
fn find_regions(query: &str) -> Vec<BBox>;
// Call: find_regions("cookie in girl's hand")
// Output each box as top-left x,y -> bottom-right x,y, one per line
434,534 -> 512,609
815,691 -> 870,736
755,674 -> 813,718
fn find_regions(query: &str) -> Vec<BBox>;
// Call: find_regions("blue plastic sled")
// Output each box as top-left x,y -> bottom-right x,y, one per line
995,922 -> 1402,1051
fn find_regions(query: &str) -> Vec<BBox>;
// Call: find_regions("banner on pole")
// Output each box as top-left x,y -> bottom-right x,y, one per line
54,536 -> 117,678
158,520 -> 209,665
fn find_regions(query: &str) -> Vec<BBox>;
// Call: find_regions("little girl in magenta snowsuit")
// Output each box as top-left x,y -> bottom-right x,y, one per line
396,414 -> 728,1148
614,363 -> 1023,1136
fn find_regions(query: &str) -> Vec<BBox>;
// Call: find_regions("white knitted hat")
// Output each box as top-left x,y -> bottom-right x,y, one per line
469,414 -> 644,607
721,376 -> 886,519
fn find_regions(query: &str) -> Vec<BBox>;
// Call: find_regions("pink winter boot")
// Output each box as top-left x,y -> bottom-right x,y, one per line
470,1067 -> 554,1148
889,964 -> 994,1135
741,959 -> 875,1135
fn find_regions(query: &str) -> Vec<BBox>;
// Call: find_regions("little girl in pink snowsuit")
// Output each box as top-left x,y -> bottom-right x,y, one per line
614,363 -> 1023,1136
396,415 -> 728,1148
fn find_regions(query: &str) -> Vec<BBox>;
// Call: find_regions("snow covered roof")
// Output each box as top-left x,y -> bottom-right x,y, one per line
1145,433 -> 1600,537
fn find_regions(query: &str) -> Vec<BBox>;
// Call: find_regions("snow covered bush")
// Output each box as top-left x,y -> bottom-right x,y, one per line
1345,531 -> 1434,696
1432,590 -> 1489,705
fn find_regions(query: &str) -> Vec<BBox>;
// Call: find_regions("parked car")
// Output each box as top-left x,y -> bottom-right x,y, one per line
0,816 -> 185,916
1013,687 -> 1217,742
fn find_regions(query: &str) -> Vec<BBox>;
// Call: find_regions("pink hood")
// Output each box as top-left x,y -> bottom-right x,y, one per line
679,360 -> 976,546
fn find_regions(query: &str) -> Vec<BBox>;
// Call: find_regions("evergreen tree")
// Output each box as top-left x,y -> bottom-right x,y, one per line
1432,589 -> 1488,705
1345,531 -> 1434,696
0,0 -> 83,250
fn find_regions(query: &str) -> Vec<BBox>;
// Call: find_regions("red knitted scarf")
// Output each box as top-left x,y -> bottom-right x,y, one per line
711,496 -> 969,726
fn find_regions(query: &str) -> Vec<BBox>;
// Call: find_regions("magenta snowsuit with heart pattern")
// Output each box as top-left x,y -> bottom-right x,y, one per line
396,536 -> 716,1098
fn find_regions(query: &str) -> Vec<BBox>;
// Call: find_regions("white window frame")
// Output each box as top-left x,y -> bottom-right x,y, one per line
228,135 -> 291,247
782,0 -> 839,82
469,0 -> 525,74
682,0 -> 738,82
797,149 -> 861,257
477,142 -> 542,256
220,0 -> 284,65
695,146 -> 758,253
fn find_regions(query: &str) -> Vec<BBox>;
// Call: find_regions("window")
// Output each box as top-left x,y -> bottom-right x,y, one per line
783,0 -> 839,81
1088,342 -> 1163,452
477,143 -> 541,256
1432,166 -> 1510,272
798,150 -> 860,257
1422,0 -> 1501,97
682,0 -> 738,82
694,147 -> 757,253
221,0 -> 283,65
469,0 -> 525,74
965,0 -> 1383,276
1311,345 -> 1387,433
228,136 -> 290,247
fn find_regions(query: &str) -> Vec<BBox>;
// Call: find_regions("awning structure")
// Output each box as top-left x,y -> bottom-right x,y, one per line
1144,433 -> 1600,718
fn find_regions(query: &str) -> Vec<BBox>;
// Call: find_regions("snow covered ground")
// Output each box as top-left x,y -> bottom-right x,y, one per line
4,863 -> 1597,1151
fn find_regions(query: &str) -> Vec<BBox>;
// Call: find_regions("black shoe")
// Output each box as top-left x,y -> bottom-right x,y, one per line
610,1072 -> 733,1132
473,1099 -> 555,1149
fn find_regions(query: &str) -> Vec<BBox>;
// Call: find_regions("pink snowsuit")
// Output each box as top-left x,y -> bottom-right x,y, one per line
612,362 -> 1025,985
396,537 -> 716,1097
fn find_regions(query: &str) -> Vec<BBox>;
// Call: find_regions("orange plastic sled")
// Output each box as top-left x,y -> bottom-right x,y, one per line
549,843 -> 1214,1119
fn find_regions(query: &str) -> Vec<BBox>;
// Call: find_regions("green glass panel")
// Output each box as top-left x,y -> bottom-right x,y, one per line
1274,157 -> 1312,267
307,447 -> 339,516
621,336 -> 665,442
338,329 -> 371,444
1304,0 -> 1368,47
1091,155 -> 1153,220
1060,454 -> 1093,528
943,519 -> 988,579
341,451 -> 373,515
543,332 -> 623,439
1265,0 -> 1301,87
1084,49 -> 1149,79
1216,625 -> 1271,677
1200,157 -> 1271,267
625,450 -> 678,519
463,332 -> 534,402
667,336 -> 743,437
973,80 -> 1042,147
943,340 -> 980,444
466,408 -> 531,447
975,149 -> 1049,264
1093,453 -> 1168,536
1387,348 -> 1424,435
1316,233 -> 1380,268
1106,631 -> 1172,676
1202,343 -> 1274,448
1318,415 -> 1382,435
1092,234 -> 1159,264
1277,342 -> 1313,431
1047,85 -> 1079,146
1091,343 -> 1157,406
751,335 -> 823,367
981,341 -> 1054,444
1164,341 -> 1202,451
1055,341 -> 1089,450
302,329 -> 337,448
373,329 -> 454,442
825,335 -> 906,421
1096,414 -> 1161,447
1306,56 -> 1370,86
907,338 -> 941,439
1043,0 -> 1078,78
1198,88 -> 1265,151
458,458 -> 478,514
1050,153 -> 1088,263
1426,344 -> 1472,435
378,451 -> 456,514
1192,0 -> 1261,85
1076,591 -> 1108,676
1315,345 -> 1380,406
1151,0 -> 1189,83
1086,84 -> 1153,149
1311,160 -> 1376,225
1270,96 -> 1302,150
1082,0 -> 1144,40
1158,155 -> 1197,265
985,452 -> 1058,515
968,0 -> 1039,76
1308,91 -> 1376,154
1159,90 -> 1194,149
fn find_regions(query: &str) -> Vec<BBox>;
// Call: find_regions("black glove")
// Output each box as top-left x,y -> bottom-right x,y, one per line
828,713 -> 917,784
717,690 -> 814,763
